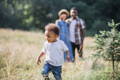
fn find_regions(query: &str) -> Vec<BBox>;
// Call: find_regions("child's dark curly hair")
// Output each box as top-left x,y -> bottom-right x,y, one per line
45,23 -> 59,35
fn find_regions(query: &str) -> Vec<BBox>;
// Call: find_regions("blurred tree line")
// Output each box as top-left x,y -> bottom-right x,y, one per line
0,0 -> 120,33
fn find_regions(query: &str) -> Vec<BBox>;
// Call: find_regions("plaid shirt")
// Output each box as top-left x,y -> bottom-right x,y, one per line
67,17 -> 85,45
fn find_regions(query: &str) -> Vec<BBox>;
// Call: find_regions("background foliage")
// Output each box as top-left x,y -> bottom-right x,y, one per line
94,20 -> 120,80
0,0 -> 120,33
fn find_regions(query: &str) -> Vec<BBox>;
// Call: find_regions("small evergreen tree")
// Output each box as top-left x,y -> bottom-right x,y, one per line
95,20 -> 120,80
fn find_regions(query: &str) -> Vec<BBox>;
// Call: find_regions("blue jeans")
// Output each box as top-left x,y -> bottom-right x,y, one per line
41,62 -> 62,80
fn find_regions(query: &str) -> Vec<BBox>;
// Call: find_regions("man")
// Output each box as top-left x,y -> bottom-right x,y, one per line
67,7 -> 86,62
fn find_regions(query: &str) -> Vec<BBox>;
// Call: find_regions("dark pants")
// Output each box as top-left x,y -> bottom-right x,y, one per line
41,62 -> 62,80
71,42 -> 83,61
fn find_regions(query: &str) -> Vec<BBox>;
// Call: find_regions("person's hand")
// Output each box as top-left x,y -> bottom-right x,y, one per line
80,43 -> 83,50
79,43 -> 83,58
37,52 -> 45,65
66,55 -> 70,62
37,58 -> 41,65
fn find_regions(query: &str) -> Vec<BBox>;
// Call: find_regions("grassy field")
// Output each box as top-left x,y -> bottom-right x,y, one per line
0,29 -> 110,80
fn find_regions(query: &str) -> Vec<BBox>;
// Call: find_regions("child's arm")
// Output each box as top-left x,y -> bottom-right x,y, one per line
65,51 -> 70,62
37,52 -> 45,65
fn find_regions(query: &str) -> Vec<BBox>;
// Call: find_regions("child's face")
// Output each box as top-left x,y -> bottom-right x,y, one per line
45,30 -> 58,42
60,14 -> 67,20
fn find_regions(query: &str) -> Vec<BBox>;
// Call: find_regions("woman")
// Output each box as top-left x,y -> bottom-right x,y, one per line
55,9 -> 74,62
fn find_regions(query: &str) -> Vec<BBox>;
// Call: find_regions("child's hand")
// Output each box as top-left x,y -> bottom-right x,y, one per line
37,52 -> 45,65
66,55 -> 70,62
37,58 -> 41,65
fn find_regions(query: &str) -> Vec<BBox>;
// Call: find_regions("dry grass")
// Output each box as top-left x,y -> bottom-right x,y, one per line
0,29 -> 105,80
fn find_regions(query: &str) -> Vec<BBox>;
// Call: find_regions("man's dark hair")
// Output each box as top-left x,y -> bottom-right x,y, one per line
70,7 -> 78,11
45,23 -> 59,35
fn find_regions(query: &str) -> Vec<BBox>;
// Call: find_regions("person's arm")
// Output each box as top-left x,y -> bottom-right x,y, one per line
55,20 -> 60,28
80,19 -> 86,49
65,50 -> 70,62
55,20 -> 61,39
61,41 -> 70,61
37,52 -> 45,65
37,42 -> 46,65
80,28 -> 85,47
